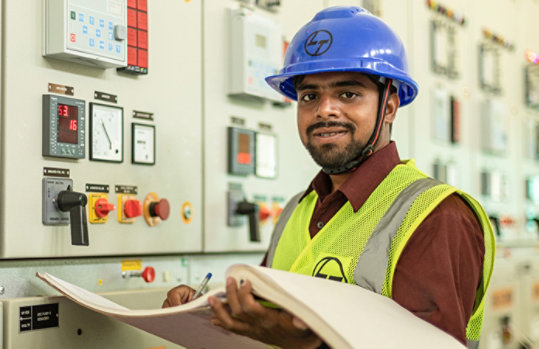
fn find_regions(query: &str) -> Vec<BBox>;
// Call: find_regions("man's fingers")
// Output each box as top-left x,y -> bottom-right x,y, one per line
292,316 -> 309,330
162,285 -> 196,308
224,277 -> 243,317
236,280 -> 267,317
209,296 -> 250,332
165,287 -> 183,307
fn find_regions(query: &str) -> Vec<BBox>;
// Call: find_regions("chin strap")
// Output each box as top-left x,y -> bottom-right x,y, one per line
322,78 -> 393,175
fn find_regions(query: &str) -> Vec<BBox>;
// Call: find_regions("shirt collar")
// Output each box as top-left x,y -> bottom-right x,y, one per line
301,142 -> 401,211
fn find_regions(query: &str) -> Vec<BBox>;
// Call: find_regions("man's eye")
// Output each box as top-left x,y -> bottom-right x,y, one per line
340,92 -> 357,99
301,93 -> 317,102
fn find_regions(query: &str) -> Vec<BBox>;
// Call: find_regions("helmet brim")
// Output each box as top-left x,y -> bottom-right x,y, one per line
265,59 -> 419,107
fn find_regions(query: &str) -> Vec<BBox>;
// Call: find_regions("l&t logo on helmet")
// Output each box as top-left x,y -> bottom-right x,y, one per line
304,30 -> 333,56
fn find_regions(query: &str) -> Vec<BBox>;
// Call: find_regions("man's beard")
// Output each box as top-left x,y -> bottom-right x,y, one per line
304,121 -> 365,172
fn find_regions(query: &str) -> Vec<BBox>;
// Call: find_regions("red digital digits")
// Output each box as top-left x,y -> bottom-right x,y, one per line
58,104 -> 69,117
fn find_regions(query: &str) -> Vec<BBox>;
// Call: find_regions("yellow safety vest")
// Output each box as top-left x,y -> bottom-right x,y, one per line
267,160 -> 495,349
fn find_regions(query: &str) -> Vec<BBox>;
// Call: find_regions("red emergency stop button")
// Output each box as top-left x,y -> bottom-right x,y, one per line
95,198 -> 115,218
124,199 -> 142,218
150,198 -> 170,220
141,266 -> 155,283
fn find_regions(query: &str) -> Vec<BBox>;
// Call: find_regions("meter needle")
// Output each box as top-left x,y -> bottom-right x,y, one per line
102,121 -> 112,149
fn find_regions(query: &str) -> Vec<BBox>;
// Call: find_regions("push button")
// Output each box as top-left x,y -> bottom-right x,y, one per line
149,199 -> 170,220
118,194 -> 141,224
143,193 -> 170,226
124,199 -> 142,218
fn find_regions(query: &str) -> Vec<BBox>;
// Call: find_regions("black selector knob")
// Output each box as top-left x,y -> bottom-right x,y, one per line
57,190 -> 89,246
236,201 -> 260,242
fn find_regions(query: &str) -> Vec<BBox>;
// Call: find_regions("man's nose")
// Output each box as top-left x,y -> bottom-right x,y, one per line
316,94 -> 339,118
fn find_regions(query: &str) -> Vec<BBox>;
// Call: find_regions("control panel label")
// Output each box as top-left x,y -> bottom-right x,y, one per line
115,185 -> 137,194
121,259 -> 142,271
94,91 -> 118,103
19,303 -> 59,332
133,110 -> 154,120
86,183 -> 110,193
48,83 -> 74,96
43,167 -> 70,177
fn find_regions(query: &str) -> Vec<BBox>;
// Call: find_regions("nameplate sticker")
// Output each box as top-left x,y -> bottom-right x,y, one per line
19,303 -> 59,332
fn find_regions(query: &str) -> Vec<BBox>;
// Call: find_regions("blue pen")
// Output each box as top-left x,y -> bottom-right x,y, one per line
193,272 -> 212,299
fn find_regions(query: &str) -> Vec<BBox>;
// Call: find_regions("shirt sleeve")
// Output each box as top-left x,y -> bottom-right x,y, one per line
391,193 -> 485,345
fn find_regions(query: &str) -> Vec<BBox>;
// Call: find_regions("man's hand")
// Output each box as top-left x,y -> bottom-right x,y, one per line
208,277 -> 323,349
162,285 -> 196,308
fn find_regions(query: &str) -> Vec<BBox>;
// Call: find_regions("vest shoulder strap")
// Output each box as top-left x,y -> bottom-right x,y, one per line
266,191 -> 304,267
354,177 -> 443,293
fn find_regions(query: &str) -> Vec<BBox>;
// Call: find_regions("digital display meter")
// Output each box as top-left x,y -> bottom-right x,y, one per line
57,103 -> 79,144
43,94 -> 85,159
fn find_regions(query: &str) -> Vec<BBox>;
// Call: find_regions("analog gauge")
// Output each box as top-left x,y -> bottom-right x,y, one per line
132,123 -> 155,165
90,103 -> 123,162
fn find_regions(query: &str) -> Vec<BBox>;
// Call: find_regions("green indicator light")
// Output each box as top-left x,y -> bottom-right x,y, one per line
70,11 -> 76,20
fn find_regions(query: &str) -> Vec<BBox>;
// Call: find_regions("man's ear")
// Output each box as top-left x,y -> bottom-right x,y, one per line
384,93 -> 400,124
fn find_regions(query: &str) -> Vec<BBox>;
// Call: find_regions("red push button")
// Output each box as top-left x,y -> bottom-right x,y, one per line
124,199 -> 142,218
150,199 -> 170,220
95,198 -> 115,218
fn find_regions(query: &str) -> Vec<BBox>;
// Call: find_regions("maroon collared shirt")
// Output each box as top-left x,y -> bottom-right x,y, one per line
303,142 -> 484,345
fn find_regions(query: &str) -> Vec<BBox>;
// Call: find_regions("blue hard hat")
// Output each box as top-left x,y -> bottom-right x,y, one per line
265,6 -> 419,106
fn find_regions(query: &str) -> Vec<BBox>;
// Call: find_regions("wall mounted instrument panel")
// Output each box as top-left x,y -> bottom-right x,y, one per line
0,0 -> 203,258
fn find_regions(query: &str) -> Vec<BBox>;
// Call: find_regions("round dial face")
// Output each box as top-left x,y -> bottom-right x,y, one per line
90,103 -> 123,162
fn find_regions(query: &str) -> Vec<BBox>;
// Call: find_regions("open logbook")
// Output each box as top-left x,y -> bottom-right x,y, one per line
37,264 -> 465,349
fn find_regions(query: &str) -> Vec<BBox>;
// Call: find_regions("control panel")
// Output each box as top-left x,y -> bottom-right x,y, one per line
43,0 -> 128,68
0,0 -> 203,258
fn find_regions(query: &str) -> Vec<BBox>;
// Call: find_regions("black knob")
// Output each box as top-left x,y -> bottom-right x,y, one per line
57,190 -> 89,246
236,201 -> 260,242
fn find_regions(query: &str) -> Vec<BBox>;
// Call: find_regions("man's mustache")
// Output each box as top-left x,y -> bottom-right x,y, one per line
306,121 -> 356,135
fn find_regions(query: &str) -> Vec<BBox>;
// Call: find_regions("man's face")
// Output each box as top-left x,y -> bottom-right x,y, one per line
296,71 -> 380,171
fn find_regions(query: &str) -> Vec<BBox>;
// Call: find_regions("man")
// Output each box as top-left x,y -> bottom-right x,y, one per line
163,6 -> 495,349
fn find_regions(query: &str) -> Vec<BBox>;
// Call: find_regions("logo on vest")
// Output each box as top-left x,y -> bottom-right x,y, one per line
312,257 -> 348,283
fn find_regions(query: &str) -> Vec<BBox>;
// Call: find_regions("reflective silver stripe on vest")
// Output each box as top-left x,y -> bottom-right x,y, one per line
266,191 -> 304,268
467,339 -> 478,349
354,178 -> 442,293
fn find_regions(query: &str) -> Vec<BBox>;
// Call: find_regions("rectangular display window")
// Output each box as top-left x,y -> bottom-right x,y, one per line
479,43 -> 502,94
525,65 -> 539,110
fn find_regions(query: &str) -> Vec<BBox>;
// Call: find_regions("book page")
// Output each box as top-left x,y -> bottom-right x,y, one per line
39,273 -> 129,311
227,264 -> 466,349
36,272 -> 267,349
